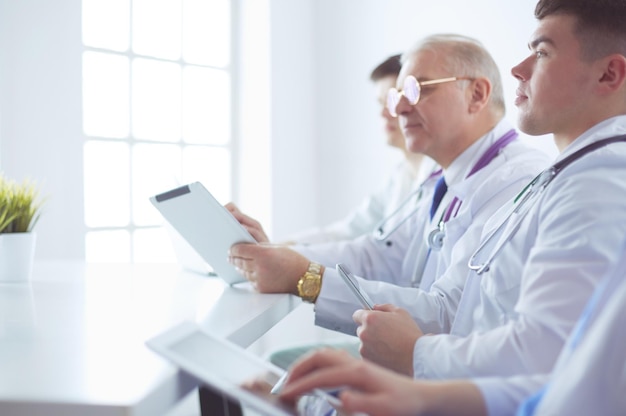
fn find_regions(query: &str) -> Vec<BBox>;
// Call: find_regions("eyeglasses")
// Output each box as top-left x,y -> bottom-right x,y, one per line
386,75 -> 469,117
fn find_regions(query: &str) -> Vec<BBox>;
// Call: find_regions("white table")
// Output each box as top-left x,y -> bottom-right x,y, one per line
0,261 -> 299,416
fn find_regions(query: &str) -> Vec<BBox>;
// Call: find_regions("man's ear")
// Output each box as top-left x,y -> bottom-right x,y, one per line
598,54 -> 626,94
468,77 -> 492,113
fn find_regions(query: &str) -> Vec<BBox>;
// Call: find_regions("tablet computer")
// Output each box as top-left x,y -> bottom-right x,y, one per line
150,182 -> 256,285
146,321 -> 296,415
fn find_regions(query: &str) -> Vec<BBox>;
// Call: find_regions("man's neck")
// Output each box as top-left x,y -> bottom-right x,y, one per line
554,106 -> 626,152
404,152 -> 425,176
437,116 -> 503,169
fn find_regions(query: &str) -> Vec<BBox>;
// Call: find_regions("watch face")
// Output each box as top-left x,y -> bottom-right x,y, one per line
301,277 -> 317,295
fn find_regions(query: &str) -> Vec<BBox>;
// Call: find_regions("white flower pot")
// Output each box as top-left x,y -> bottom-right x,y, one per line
0,232 -> 37,282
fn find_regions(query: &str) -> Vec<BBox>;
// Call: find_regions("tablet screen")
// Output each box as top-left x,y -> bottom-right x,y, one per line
169,330 -> 281,387
147,322 -> 295,415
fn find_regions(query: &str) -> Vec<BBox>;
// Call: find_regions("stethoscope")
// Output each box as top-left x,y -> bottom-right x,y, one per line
427,196 -> 460,251
374,129 -> 520,247
408,129 -> 519,288
426,129 -> 519,252
467,134 -> 626,276
372,168 -> 442,242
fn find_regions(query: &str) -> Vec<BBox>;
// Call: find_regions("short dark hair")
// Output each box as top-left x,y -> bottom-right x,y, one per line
369,54 -> 402,81
535,0 -> 626,61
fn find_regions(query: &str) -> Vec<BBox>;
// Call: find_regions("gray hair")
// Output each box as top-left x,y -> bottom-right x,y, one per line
402,34 -> 505,115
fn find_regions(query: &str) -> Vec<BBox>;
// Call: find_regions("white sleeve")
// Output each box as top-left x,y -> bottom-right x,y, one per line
294,232 -> 408,284
313,267 -> 466,336
475,254 -> 626,416
474,374 -> 548,416
535,270 -> 626,416
285,163 -> 414,244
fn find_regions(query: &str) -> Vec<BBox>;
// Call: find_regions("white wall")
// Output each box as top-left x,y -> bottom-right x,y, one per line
266,0 -> 317,239
0,0 -> 556,258
0,0 -> 85,259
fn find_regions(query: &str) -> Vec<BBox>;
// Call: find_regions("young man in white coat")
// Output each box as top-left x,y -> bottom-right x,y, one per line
227,35 -> 549,363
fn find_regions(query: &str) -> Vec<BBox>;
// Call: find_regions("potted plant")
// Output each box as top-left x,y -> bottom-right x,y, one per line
0,174 -> 45,282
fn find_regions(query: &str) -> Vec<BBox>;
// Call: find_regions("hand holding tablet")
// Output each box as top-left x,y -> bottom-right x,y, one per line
150,182 -> 256,285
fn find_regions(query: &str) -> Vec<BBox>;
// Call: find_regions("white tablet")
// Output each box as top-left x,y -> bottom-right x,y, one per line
146,321 -> 295,415
150,182 -> 256,285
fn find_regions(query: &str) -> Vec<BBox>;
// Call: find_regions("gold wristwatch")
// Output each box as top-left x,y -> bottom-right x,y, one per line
297,262 -> 323,303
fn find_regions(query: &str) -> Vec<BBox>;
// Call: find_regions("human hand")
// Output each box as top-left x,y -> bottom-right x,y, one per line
240,374 -> 274,396
353,304 -> 424,376
240,372 -> 298,413
225,202 -> 270,243
228,243 -> 310,294
279,349 -> 431,416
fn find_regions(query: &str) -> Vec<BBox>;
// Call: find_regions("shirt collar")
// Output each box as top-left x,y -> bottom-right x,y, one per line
443,118 -> 513,187
556,115 -> 626,163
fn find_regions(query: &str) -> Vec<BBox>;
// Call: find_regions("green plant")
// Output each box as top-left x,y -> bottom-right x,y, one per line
0,175 -> 45,233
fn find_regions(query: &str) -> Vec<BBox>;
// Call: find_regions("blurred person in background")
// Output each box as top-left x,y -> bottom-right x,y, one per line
284,54 -> 435,245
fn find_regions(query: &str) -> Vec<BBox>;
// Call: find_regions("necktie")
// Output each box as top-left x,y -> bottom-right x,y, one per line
430,176 -> 448,220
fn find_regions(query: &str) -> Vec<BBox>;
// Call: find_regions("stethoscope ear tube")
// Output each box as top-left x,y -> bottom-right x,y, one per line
467,170 -> 555,275
468,134 -> 626,275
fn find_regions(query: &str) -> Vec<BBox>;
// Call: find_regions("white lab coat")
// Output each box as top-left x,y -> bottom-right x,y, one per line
297,120 -> 551,335
412,116 -> 626,379
475,238 -> 626,416
533,247 -> 626,416
284,158 -> 436,245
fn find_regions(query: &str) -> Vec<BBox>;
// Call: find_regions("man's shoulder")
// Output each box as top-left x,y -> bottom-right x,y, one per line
484,140 -> 552,185
473,140 -> 549,187
502,139 -> 553,166
455,142 -> 549,213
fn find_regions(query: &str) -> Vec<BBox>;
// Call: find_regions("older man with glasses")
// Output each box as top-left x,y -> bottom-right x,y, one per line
227,34 -> 550,373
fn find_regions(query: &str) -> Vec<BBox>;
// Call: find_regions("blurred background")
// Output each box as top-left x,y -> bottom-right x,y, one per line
0,0 -> 554,263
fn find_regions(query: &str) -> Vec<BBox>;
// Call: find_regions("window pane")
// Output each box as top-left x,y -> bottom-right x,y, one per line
84,141 -> 130,227
182,146 -> 231,203
133,0 -> 182,60
83,52 -> 129,138
132,58 -> 182,142
133,228 -> 177,263
183,0 -> 230,67
86,230 -> 131,263
132,143 -> 182,226
82,0 -> 130,51
183,66 -> 230,145
82,0 -> 233,265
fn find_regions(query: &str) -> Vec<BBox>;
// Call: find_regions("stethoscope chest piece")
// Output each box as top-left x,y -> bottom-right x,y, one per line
427,225 -> 446,251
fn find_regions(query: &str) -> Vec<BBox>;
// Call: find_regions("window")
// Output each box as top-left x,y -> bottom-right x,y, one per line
82,0 -> 233,262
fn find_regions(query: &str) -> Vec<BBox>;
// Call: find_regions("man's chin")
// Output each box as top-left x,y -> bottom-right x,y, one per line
406,141 -> 426,155
404,133 -> 423,147
387,137 -> 406,150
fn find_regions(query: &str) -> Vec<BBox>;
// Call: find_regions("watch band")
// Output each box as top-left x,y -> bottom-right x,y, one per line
297,262 -> 323,303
